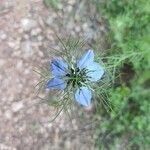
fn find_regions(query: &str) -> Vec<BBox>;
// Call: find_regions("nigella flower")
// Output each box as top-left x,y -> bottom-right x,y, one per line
46,50 -> 104,107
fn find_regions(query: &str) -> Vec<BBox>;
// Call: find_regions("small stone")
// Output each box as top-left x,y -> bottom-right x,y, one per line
0,59 -> 5,67
21,40 -> 33,57
5,110 -> 12,119
46,17 -> 54,26
23,34 -> 30,40
38,50 -> 44,57
67,5 -> 72,12
24,69 -> 30,75
18,83 -> 23,89
16,60 -> 23,70
68,0 -> 76,5
8,38 -> 20,50
75,26 -> 81,32
18,28 -> 24,34
83,23 -> 88,30
8,41 -> 15,48
37,35 -> 44,41
12,101 -> 24,112
20,18 -> 38,32
0,30 -> 7,40
30,28 -> 42,36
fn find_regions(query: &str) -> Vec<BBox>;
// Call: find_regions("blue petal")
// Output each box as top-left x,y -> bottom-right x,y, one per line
51,58 -> 68,77
75,87 -> 92,107
77,49 -> 94,69
46,78 -> 67,89
86,62 -> 104,82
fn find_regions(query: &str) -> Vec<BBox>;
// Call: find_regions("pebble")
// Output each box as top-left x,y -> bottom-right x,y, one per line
68,0 -> 76,5
20,18 -> 38,32
12,101 -> 24,112
30,28 -> 42,36
37,35 -> 44,41
0,30 -> 7,40
67,5 -> 73,12
7,39 -> 20,50
46,16 -> 54,26
38,50 -> 44,57
18,28 -> 24,34
16,60 -> 23,70
21,40 -> 33,57
75,26 -> 81,32
4,110 -> 12,119
7,41 -> 16,48
24,69 -> 30,75
23,34 -> 30,40
0,59 -> 5,67
83,23 -> 88,30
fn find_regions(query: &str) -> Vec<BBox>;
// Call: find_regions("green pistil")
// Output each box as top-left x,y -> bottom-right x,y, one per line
65,67 -> 88,88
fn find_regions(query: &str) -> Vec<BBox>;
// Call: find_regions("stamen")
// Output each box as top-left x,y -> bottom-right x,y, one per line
66,66 -> 89,88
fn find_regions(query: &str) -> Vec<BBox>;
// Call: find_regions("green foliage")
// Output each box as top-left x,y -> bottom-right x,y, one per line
93,0 -> 150,149
44,0 -> 59,9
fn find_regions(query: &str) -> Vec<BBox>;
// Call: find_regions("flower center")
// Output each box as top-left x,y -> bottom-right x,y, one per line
65,67 -> 88,88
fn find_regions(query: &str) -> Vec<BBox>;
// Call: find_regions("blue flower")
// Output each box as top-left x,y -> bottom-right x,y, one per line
47,50 -> 104,107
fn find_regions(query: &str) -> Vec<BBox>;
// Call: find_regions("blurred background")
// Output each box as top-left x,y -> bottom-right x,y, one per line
0,0 -> 149,150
